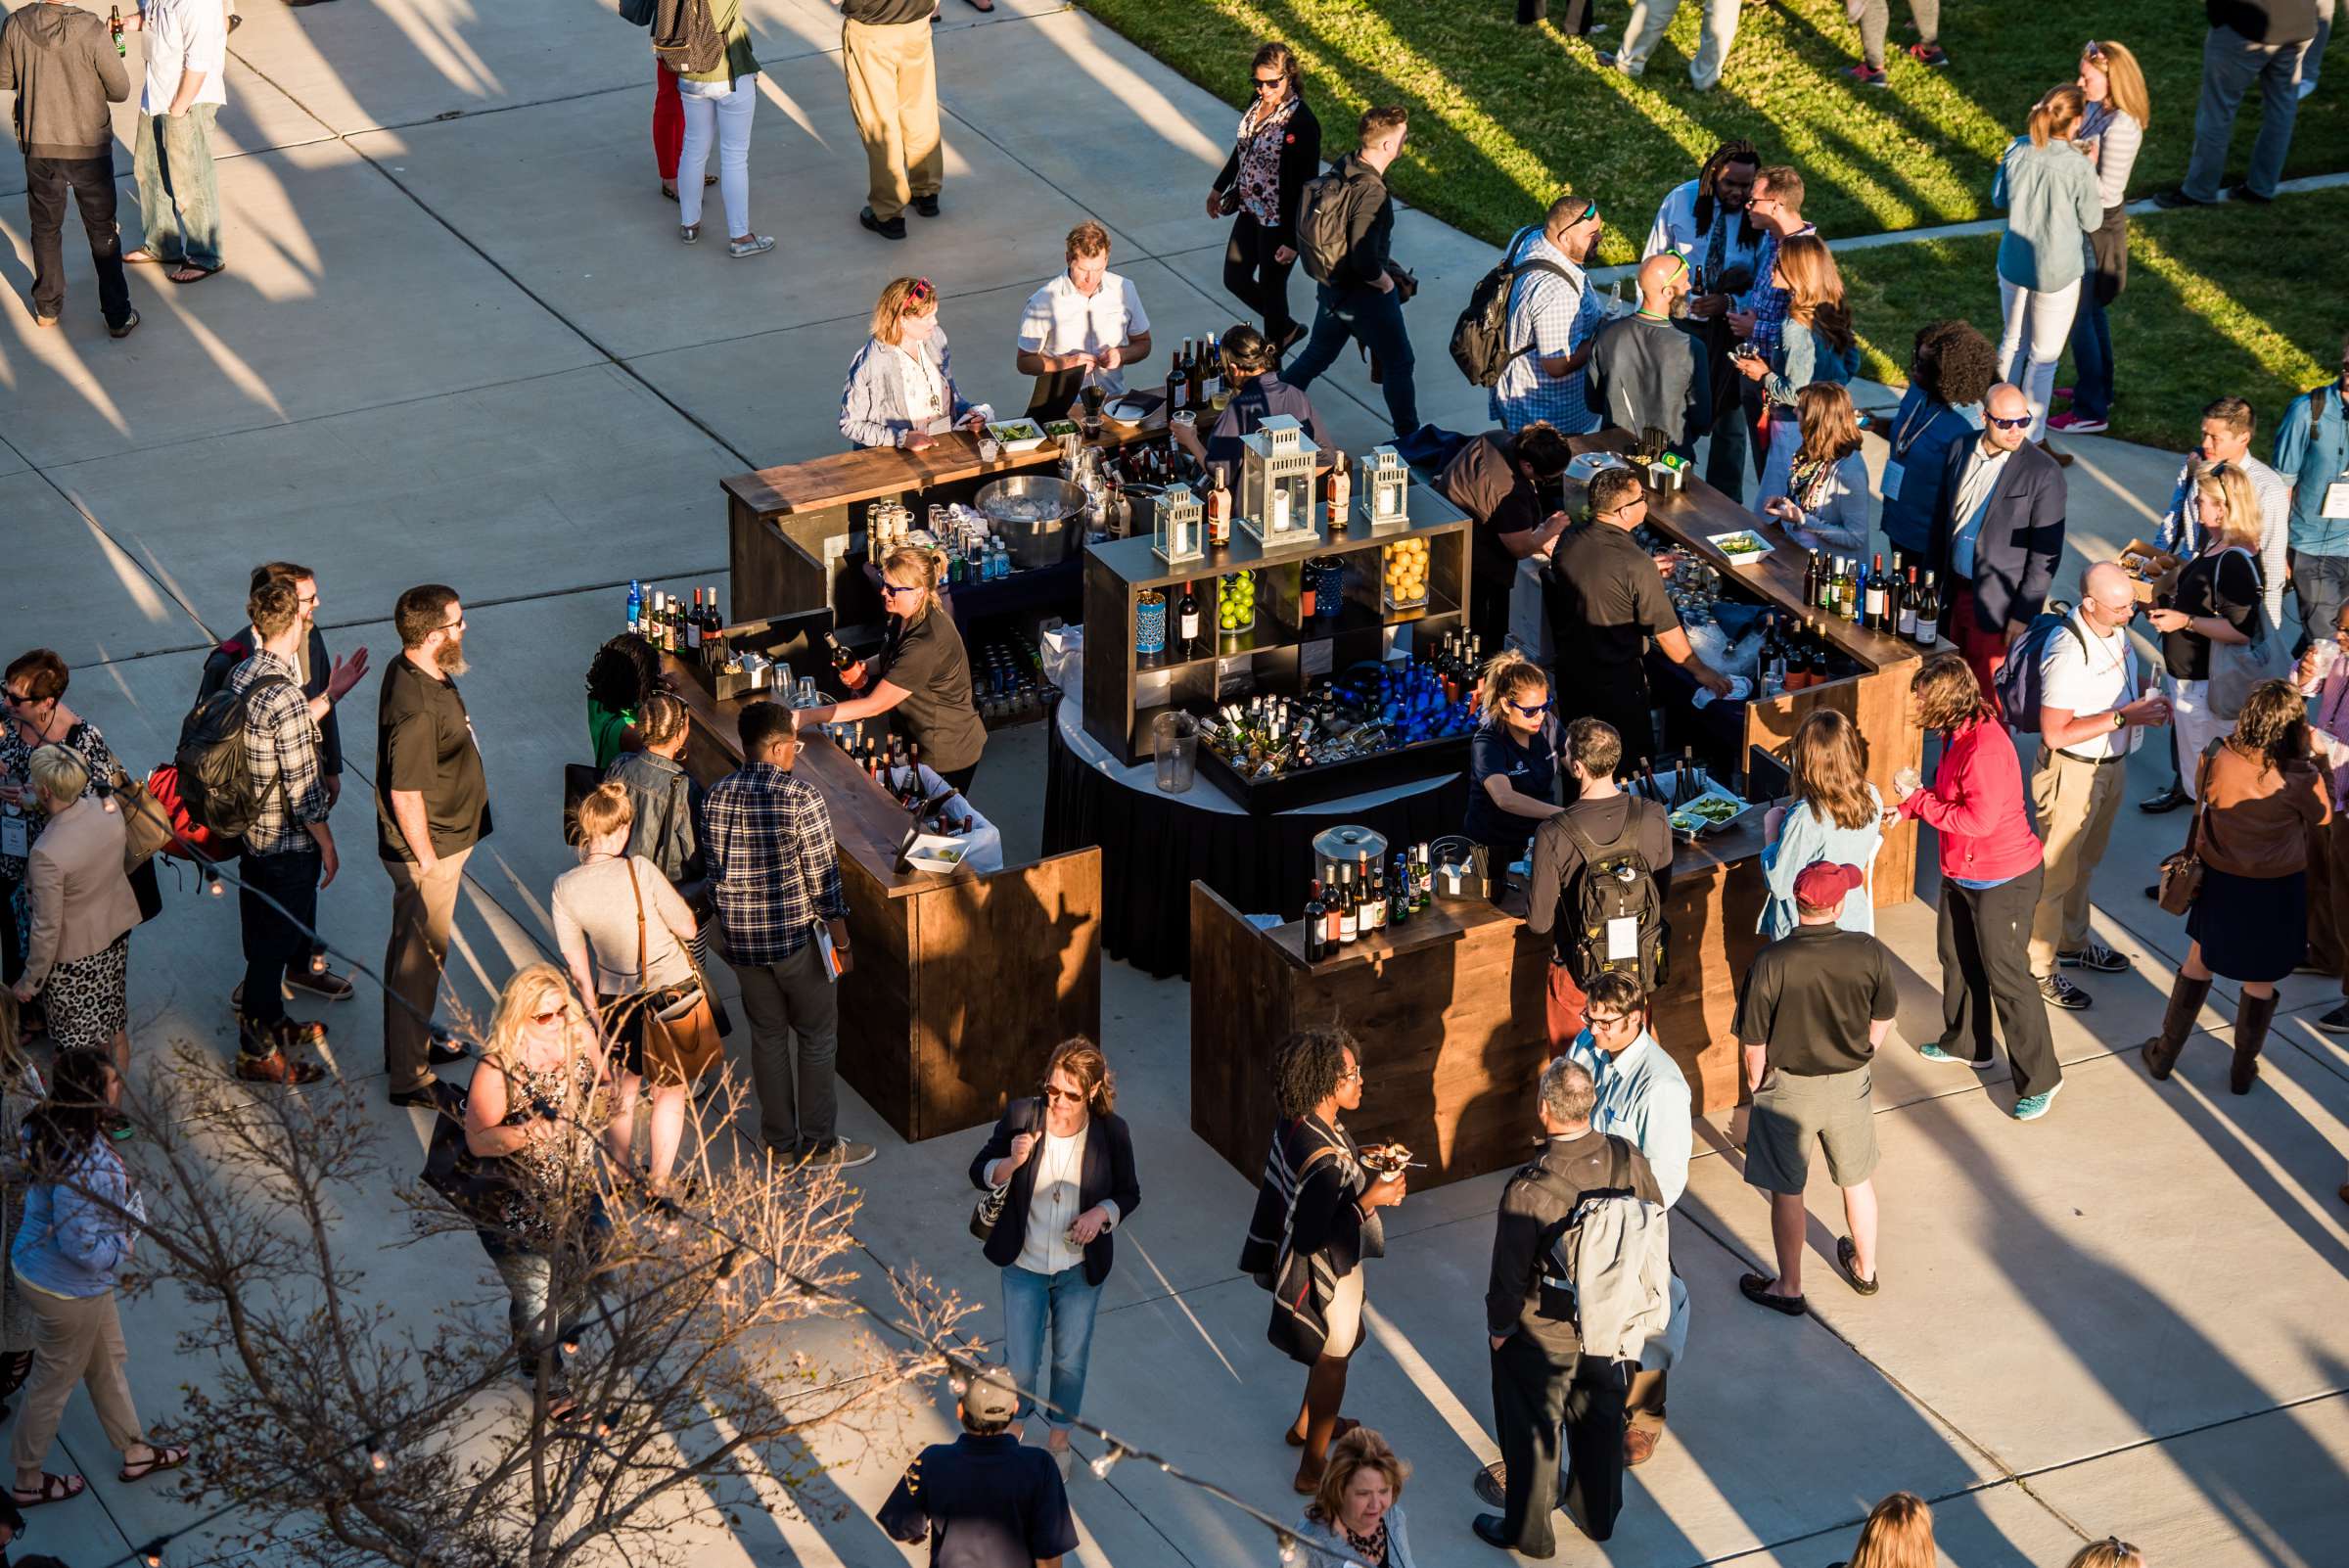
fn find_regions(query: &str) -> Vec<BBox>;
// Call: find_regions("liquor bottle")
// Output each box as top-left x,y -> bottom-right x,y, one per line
1328,453 -> 1350,532
626,578 -> 642,635
1897,567 -> 1920,640
1207,471 -> 1233,547
1177,582 -> 1201,653
1864,553 -> 1887,630
1337,865 -> 1359,945
1304,881 -> 1329,961
1911,571 -> 1940,646
686,588 -> 704,652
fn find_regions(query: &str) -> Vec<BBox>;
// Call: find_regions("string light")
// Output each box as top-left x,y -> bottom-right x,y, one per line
1277,1531 -> 1299,1564
141,1544 -> 166,1568
1088,1443 -> 1123,1480
366,1435 -> 389,1472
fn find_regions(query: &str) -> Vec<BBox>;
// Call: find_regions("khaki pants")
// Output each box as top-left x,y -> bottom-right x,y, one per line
2304,809 -> 2349,991
383,846 -> 472,1093
2028,747 -> 2126,978
14,1286 -> 143,1486
842,16 -> 942,222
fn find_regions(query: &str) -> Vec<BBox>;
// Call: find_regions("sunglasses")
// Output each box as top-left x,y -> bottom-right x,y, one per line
531,1008 -> 565,1026
1986,414 -> 2033,431
1042,1084 -> 1086,1103
1253,74 -> 1286,91
2083,40 -> 2106,61
1,690 -> 32,707
880,580 -> 922,600
1509,697 -> 1552,716
899,277 -> 936,311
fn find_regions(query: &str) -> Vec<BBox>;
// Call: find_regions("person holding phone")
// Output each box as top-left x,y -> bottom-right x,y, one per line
839,276 -> 993,449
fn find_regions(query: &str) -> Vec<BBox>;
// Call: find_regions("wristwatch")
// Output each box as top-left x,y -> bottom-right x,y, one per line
2111,709 -> 2127,729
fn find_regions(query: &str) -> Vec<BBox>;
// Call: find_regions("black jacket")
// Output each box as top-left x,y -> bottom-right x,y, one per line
1926,433 -> 2066,634
970,1102 -> 1141,1287
1315,151 -> 1396,293
1485,1129 -> 1660,1354
1212,96 -> 1324,247
2207,0 -> 2319,44
198,626 -> 344,777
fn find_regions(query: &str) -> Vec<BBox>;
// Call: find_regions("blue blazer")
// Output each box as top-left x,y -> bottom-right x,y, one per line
1928,434 -> 2066,633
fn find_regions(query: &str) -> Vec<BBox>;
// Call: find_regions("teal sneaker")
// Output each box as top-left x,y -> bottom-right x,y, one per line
1917,1044 -> 1983,1067
2011,1083 -> 2064,1122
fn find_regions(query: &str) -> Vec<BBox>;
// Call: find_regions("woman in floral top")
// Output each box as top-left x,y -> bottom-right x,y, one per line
463,962 -> 611,1415
1208,42 -> 1322,357
2,652 -> 119,1038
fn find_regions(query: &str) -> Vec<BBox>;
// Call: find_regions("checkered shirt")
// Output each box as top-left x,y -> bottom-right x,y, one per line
1741,223 -> 1819,360
228,649 -> 330,857
1490,228 -> 1601,435
701,761 -> 847,966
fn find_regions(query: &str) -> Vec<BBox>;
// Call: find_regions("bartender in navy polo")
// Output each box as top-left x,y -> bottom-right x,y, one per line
879,1366 -> 1079,1568
797,542 -> 989,794
1169,324 -> 1330,488
1465,651 -> 1563,868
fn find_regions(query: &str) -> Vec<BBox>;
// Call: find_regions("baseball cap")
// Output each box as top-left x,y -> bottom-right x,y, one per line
958,1365 -> 1021,1424
1792,860 -> 1865,912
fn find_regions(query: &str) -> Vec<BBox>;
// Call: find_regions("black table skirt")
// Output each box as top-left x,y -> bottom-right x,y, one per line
1043,707 -> 1471,979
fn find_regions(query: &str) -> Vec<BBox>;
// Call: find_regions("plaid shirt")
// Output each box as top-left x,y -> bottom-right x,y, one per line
229,649 -> 331,857
1740,222 -> 1818,360
701,762 -> 847,966
1490,227 -> 1601,435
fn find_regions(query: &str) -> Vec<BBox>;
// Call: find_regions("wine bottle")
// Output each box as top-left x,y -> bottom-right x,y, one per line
686,588 -> 704,652
1328,453 -> 1350,532
1337,865 -> 1359,945
1896,567 -> 1919,639
1208,471 -> 1233,547
1801,550 -> 1821,611
1166,345 -> 1186,415
1864,553 -> 1887,630
1177,582 -> 1201,653
1201,334 -> 1222,402
1186,338 -> 1205,408
1912,571 -> 1940,646
1304,880 -> 1329,962
1673,745 -> 1698,807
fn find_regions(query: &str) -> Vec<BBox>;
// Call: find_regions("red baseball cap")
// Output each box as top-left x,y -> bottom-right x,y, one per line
1792,860 -> 1865,912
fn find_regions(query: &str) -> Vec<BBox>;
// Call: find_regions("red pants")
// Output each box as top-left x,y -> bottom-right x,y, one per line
1543,962 -> 1589,1057
1946,583 -> 2011,718
654,66 -> 683,182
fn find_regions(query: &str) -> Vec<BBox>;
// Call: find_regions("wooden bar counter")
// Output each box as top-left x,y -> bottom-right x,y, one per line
1190,443 -> 1927,1189
665,655 -> 1102,1144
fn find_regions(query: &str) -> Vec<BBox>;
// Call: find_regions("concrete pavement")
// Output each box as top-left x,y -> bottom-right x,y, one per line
2,0 -> 2344,1563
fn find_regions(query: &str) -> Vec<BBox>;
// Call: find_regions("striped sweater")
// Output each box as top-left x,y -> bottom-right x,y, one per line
2078,101 -> 2144,208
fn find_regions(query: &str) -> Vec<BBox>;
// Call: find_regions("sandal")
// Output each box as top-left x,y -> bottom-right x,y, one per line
12,1471 -> 85,1506
119,1442 -> 190,1483
169,263 -> 225,286
123,249 -> 182,266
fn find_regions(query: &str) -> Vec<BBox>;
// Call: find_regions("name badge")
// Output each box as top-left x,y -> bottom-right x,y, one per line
1605,915 -> 1639,962
2324,479 -> 2349,520
1881,460 -> 1905,504
1,811 -> 25,860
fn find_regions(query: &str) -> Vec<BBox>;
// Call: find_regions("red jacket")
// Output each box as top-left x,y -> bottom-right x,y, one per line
1900,715 -> 2044,882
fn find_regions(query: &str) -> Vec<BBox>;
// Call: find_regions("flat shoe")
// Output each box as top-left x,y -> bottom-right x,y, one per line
1739,1271 -> 1806,1315
1837,1236 -> 1879,1296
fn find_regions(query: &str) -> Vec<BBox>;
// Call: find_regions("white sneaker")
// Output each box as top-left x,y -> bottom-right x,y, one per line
729,234 -> 776,259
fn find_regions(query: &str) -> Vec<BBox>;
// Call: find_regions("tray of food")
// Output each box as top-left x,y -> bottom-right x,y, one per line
1668,785 -> 1752,839
1707,530 -> 1771,567
902,833 -> 971,874
986,419 -> 1048,452
1042,419 -> 1081,439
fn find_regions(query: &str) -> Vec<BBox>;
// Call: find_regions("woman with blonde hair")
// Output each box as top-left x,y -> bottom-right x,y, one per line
1760,709 -> 1883,938
1465,652 -> 1562,865
10,746 -> 138,1080
2049,41 -> 2149,436
2142,678 -> 2327,1093
1992,84 -> 2104,443
2148,462 -> 2266,798
2064,1539 -> 2144,1568
969,1038 -> 1140,1467
1829,1490 -> 1936,1568
838,277 -> 994,450
797,541 -> 988,792
1294,1426 -> 1417,1567
1760,381 -> 1870,553
1733,233 -> 1859,506
464,963 -> 611,1416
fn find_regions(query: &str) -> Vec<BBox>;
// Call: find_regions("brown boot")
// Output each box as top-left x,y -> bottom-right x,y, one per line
2141,974 -> 2212,1081
2231,990 -> 2279,1094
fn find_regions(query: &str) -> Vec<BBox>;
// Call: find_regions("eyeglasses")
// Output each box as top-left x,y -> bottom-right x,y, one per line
1253,74 -> 1286,91
1986,414 -> 2033,431
1508,697 -> 1552,716
1337,1068 -> 1363,1084
1042,1084 -> 1085,1103
1585,1012 -> 1632,1030
441,613 -> 467,631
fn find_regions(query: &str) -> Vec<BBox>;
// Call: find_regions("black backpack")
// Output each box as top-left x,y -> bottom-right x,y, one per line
650,0 -> 725,77
172,672 -> 293,844
1557,806 -> 1666,991
1991,600 -> 2086,735
1451,229 -> 1570,389
1294,168 -> 1359,286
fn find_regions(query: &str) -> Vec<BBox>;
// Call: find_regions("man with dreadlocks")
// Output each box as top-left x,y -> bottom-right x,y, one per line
1237,1029 -> 1407,1496
1641,141 -> 1767,497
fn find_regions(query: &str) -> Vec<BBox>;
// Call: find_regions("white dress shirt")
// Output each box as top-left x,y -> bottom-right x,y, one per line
1016,270 -> 1151,396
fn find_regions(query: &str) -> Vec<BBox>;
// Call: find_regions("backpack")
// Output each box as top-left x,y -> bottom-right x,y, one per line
1294,167 -> 1359,286
1530,1140 -> 1669,1360
1557,806 -> 1665,991
1450,228 -> 1571,389
1991,599 -> 2086,734
171,672 -> 295,846
649,0 -> 725,77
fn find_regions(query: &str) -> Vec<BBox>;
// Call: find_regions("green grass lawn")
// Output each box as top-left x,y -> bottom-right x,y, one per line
1078,0 -> 2348,262
1837,186 -> 2347,451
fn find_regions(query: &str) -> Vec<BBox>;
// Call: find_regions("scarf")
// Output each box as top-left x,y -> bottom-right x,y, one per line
1233,90 -> 1302,228
1787,450 -> 1841,517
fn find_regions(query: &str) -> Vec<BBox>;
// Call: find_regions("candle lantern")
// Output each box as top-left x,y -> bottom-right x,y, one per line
1236,414 -> 1319,546
1356,446 -> 1410,533
1152,482 -> 1205,567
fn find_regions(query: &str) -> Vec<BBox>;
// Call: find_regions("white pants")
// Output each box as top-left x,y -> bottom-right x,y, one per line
1614,0 -> 1742,89
678,73 -> 757,238
1998,274 -> 2080,442
2169,675 -> 2219,802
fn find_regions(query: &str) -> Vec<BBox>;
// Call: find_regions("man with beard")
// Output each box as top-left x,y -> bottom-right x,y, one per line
376,584 -> 491,1108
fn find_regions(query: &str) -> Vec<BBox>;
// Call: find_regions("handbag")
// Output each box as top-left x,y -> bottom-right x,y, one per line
2206,550 -> 2292,720
969,1100 -> 1040,1244
419,1085 -> 518,1223
628,860 -> 722,1086
2156,745 -> 2219,916
108,765 -> 177,870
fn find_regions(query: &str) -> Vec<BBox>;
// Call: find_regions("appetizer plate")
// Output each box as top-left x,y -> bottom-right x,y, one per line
987,420 -> 1048,452
1707,530 -> 1771,567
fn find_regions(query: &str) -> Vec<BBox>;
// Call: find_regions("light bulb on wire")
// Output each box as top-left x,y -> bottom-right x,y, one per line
1276,1532 -> 1299,1565
1088,1443 -> 1124,1480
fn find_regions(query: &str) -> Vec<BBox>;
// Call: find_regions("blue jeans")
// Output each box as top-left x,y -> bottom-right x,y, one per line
1000,1263 -> 1101,1430
1282,282 -> 1420,438
132,105 -> 221,270
2184,24 -> 2311,202
2068,266 -> 2115,421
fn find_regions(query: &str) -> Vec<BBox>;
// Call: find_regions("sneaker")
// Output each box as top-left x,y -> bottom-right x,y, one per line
859,207 -> 907,241
2046,411 -> 2108,435
2317,1003 -> 2349,1034
287,963 -> 355,1000
799,1137 -> 877,1170
236,1048 -> 326,1086
678,223 -> 699,245
1918,1043 -> 1992,1068
728,233 -> 775,259
911,193 -> 941,218
1846,63 -> 1889,86
2010,1082 -> 2064,1122
2059,940 -> 2130,974
2039,973 -> 2093,1010
2227,185 -> 2276,206
2153,187 -> 2219,209
108,310 -> 141,340
1906,41 -> 1948,65
2140,784 -> 2190,814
